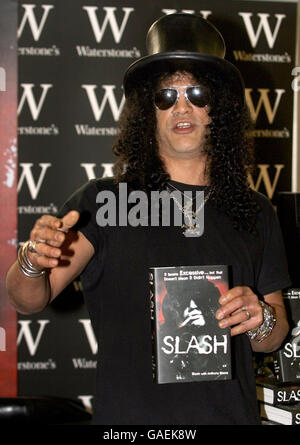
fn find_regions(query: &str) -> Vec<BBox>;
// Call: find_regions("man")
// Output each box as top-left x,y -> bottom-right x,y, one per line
6,14 -> 290,425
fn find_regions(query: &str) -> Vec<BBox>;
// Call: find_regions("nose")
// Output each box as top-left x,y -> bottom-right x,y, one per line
171,90 -> 192,116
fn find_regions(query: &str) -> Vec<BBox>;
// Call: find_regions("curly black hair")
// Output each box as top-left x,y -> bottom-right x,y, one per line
113,67 -> 259,233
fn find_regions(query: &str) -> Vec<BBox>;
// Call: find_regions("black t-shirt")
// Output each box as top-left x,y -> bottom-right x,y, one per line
58,178 -> 291,425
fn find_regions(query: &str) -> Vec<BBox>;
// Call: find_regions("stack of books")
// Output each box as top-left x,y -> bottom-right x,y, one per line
256,376 -> 300,425
256,288 -> 300,425
273,289 -> 300,385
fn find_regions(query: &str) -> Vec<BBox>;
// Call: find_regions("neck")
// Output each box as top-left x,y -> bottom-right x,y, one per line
161,154 -> 210,186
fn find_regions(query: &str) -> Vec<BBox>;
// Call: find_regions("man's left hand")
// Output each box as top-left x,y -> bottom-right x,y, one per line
216,286 -> 263,336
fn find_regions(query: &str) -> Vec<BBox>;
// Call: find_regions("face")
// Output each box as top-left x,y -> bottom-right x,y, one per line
155,72 -> 211,159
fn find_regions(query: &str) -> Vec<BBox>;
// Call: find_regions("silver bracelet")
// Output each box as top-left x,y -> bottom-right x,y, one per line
17,241 -> 46,278
246,301 -> 276,343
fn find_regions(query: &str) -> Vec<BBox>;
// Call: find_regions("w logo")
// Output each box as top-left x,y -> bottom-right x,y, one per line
83,6 -> 134,43
239,12 -> 286,49
18,163 -> 51,200
248,164 -> 284,199
18,4 -> 54,41
82,84 -> 125,121
17,320 -> 50,356
245,88 -> 285,124
18,83 -> 53,120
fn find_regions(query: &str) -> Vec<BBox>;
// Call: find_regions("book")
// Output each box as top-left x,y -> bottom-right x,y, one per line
256,376 -> 300,405
259,401 -> 300,425
273,349 -> 300,384
273,288 -> 300,384
149,265 -> 231,384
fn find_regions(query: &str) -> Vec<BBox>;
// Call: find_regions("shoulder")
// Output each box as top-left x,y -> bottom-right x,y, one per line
250,190 -> 281,235
77,177 -> 117,194
251,190 -> 276,218
251,189 -> 272,208
58,177 -> 118,218
66,177 -> 117,201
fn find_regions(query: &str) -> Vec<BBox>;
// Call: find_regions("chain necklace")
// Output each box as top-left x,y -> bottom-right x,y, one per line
167,182 -> 211,237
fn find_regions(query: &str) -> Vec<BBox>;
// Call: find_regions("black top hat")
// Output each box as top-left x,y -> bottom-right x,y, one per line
123,13 -> 245,103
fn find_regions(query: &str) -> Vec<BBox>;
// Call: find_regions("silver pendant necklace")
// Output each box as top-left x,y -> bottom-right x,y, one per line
167,182 -> 211,237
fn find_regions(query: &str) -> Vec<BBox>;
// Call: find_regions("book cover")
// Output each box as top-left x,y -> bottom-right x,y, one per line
259,401 -> 300,425
149,265 -> 231,384
256,376 -> 300,405
273,289 -> 300,384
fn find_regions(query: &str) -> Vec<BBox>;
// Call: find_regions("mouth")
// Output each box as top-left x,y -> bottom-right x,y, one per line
173,120 -> 194,133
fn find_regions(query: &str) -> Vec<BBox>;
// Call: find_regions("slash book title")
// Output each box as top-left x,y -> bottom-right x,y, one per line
149,265 -> 232,384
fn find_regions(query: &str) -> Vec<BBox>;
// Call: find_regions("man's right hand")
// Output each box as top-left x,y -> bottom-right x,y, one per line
7,209 -> 95,314
28,210 -> 80,270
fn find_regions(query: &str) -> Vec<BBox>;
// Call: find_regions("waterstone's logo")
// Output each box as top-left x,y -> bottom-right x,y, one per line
248,164 -> 284,201
18,4 -> 60,57
18,83 -> 52,120
75,84 -> 124,136
17,163 -> 58,215
234,12 -> 291,64
17,320 -> 49,356
77,6 -> 140,59
95,183 -> 206,238
18,83 -> 59,136
17,320 -> 57,372
245,87 -> 289,139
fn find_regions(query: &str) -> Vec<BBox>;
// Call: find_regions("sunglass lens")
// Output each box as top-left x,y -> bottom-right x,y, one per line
186,86 -> 210,108
154,89 -> 177,110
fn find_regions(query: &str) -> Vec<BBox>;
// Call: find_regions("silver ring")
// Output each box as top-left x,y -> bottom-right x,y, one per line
242,307 -> 251,321
28,240 -> 37,253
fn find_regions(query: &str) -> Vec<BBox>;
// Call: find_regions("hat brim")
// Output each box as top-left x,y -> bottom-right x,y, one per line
123,52 -> 245,103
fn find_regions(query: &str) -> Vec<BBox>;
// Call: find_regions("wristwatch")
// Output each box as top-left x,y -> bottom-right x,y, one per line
246,301 -> 276,343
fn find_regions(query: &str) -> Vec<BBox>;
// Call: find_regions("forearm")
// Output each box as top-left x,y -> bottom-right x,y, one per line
250,303 -> 289,353
6,260 -> 51,314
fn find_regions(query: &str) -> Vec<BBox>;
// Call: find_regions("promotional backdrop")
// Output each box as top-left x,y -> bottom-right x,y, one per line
16,0 -> 298,411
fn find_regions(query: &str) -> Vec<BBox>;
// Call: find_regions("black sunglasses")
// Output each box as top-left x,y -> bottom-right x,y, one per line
154,85 -> 210,110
